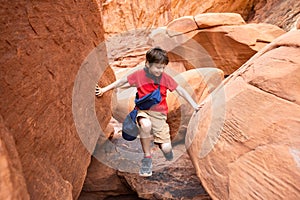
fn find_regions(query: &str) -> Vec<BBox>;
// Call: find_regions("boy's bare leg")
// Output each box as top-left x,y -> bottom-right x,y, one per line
159,142 -> 173,161
138,117 -> 153,177
161,143 -> 172,152
139,117 -> 152,157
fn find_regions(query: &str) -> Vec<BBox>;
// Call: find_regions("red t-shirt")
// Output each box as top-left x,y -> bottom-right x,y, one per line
127,69 -> 178,115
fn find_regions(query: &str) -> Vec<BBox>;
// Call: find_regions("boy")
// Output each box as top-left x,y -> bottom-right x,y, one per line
96,47 -> 202,177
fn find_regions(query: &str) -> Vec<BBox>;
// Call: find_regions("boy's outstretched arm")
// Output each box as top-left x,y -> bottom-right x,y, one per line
95,76 -> 128,97
175,85 -> 204,112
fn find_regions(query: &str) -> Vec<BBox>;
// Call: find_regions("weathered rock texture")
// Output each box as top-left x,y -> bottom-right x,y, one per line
170,0 -> 258,21
0,0 -> 113,199
0,115 -> 29,199
86,131 -> 211,199
99,0 -> 300,36
100,0 -> 173,36
249,0 -> 300,31
120,153 -> 210,199
79,157 -> 134,199
105,30 -> 152,68
186,29 -> 300,199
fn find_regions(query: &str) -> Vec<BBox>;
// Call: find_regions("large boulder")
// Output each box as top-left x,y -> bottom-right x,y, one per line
150,13 -> 285,76
194,12 -> 246,29
186,28 -> 300,199
166,16 -> 199,36
167,68 -> 224,142
0,0 -> 113,199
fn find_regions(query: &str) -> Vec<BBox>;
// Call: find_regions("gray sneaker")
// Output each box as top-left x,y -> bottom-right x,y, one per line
158,144 -> 174,161
139,157 -> 152,177
162,150 -> 173,161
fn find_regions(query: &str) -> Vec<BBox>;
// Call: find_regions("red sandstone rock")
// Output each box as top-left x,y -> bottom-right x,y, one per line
295,17 -> 300,30
167,68 -> 224,142
167,16 -> 199,36
99,0 -> 173,37
170,0 -> 256,20
79,157 -> 134,199
1,1 -> 298,199
0,0 -> 113,199
99,0 -> 299,36
186,28 -> 300,200
120,152 -> 210,199
249,0 -> 300,31
0,115 -> 30,199
194,12 -> 246,29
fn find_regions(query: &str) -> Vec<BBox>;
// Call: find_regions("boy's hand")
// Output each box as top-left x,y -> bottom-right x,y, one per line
95,84 -> 103,97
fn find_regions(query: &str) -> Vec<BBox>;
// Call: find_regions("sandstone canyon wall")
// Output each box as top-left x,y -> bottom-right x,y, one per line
99,0 -> 300,36
0,0 -> 114,199
1,0 -> 299,199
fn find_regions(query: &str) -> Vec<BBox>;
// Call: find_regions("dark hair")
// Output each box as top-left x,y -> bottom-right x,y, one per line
146,47 -> 169,66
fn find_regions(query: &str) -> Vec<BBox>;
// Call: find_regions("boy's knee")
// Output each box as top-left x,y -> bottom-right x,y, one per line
161,142 -> 172,153
139,117 -> 152,133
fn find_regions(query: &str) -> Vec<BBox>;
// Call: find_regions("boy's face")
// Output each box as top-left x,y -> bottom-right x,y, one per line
147,63 -> 166,77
